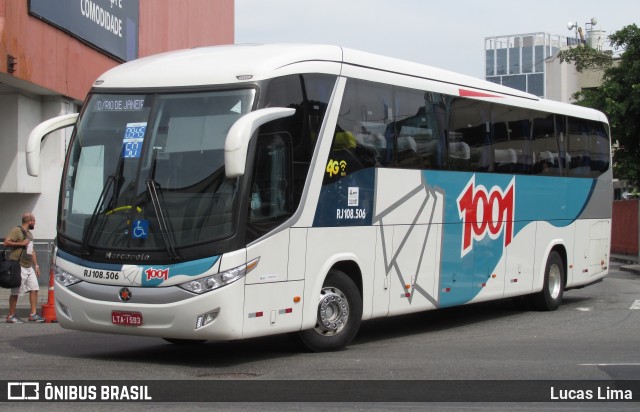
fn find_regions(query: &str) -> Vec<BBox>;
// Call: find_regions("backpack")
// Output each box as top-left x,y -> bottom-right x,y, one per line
0,226 -> 26,289
0,248 -> 21,289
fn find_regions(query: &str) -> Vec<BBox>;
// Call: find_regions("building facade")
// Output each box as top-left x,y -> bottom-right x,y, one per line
0,0 -> 233,239
485,27 -> 607,101
485,32 -> 574,98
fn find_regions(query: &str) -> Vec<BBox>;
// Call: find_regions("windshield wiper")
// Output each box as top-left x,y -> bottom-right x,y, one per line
146,151 -> 179,260
146,177 -> 179,260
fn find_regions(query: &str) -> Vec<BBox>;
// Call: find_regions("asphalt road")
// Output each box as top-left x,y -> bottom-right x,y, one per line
1,261 -> 639,410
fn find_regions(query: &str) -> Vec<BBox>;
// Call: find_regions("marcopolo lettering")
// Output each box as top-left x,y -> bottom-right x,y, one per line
105,252 -> 151,261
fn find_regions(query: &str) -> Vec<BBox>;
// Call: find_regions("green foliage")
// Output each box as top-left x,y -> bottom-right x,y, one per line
557,46 -> 613,72
559,24 -> 640,189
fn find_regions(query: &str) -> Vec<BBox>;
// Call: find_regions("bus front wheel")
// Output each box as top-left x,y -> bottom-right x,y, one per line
531,251 -> 564,311
297,269 -> 362,352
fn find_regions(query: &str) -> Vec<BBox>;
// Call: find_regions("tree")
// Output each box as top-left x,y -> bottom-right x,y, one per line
557,24 -> 640,190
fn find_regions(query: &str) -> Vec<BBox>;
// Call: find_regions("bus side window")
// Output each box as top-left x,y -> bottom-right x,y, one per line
450,98 -> 492,172
532,114 -> 560,176
394,88 -> 447,170
261,74 -> 336,211
320,78 -> 391,183
567,117 -> 591,177
589,120 -> 610,175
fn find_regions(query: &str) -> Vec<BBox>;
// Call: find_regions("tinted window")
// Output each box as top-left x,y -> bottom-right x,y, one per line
260,74 -> 336,206
532,113 -> 560,176
330,79 -> 392,179
567,117 -> 592,176
450,99 -> 492,172
492,106 -> 532,174
325,78 -> 609,180
395,88 -> 447,170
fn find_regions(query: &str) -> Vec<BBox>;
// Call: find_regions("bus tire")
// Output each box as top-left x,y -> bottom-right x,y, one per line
162,338 -> 206,345
297,269 -> 362,352
531,251 -> 564,311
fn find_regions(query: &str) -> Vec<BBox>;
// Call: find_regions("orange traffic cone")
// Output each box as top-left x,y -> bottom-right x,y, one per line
41,267 -> 57,323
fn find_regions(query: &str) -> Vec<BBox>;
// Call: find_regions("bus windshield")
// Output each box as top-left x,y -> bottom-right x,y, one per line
60,89 -> 256,255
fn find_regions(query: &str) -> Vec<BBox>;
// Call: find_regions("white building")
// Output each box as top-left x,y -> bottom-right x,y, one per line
485,25 -> 607,101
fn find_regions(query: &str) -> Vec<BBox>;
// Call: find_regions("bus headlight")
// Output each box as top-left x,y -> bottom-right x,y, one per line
179,258 -> 259,294
54,265 -> 82,287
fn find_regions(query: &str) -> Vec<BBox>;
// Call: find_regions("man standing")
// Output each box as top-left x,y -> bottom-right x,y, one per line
4,213 -> 45,323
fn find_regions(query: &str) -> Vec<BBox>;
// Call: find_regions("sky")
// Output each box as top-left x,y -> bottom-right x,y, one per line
235,0 -> 640,79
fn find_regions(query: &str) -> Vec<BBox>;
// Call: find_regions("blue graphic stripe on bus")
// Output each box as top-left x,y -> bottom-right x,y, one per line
313,169 -> 596,308
422,171 -> 595,307
56,249 -> 220,287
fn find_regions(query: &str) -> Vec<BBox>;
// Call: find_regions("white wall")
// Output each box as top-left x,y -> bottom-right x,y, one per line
0,91 -> 77,240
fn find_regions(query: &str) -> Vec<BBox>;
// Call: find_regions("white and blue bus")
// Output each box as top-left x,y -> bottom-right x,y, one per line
27,44 -> 611,351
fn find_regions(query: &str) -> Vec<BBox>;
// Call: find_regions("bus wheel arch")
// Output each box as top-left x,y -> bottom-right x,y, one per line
297,262 -> 363,352
531,246 -> 566,311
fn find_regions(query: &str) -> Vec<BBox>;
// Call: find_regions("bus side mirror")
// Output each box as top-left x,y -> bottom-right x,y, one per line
224,107 -> 295,178
26,113 -> 79,177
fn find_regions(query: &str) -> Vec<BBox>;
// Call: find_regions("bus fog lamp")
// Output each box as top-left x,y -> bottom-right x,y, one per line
57,300 -> 72,320
195,309 -> 219,329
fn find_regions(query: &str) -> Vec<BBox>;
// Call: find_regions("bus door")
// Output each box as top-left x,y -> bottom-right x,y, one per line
243,133 -> 304,338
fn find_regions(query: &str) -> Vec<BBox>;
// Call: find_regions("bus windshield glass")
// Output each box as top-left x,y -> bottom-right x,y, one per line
60,89 -> 256,253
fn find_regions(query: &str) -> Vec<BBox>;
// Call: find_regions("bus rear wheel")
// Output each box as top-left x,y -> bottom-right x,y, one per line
297,269 -> 362,352
531,251 -> 564,311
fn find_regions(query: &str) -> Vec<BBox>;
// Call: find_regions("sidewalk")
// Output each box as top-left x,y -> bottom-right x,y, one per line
0,287 -> 54,322
611,253 -> 640,275
620,265 -> 640,275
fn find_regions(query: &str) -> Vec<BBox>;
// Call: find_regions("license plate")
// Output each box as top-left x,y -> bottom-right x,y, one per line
112,311 -> 143,326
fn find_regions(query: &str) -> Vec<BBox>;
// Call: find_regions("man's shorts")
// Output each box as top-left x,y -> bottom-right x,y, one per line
10,266 -> 39,296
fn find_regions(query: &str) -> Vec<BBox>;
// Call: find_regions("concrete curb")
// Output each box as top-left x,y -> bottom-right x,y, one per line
620,265 -> 640,275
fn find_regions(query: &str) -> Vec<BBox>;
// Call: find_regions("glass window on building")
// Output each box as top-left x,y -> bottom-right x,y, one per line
486,77 -> 501,85
509,47 -> 520,74
502,75 -> 526,93
486,49 -> 495,76
527,73 -> 544,97
496,48 -> 507,75
534,45 -> 545,72
522,46 -> 533,73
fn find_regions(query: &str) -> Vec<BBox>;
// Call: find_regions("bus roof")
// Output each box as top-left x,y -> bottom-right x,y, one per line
93,44 -> 531,96
91,44 -> 606,123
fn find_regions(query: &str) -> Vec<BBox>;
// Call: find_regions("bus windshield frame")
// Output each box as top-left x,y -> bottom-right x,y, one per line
59,88 -> 256,261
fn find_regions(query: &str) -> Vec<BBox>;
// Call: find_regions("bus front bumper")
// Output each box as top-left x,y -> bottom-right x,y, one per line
54,279 -> 245,341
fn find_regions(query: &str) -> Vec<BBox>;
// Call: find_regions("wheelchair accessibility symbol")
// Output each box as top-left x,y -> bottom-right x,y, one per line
132,220 -> 149,239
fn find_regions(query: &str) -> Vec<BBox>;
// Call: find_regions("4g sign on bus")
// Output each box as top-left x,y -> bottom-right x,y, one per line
457,175 -> 515,258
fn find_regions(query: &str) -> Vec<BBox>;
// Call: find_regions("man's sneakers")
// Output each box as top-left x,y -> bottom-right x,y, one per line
6,315 -> 24,323
5,314 -> 46,323
28,314 -> 45,322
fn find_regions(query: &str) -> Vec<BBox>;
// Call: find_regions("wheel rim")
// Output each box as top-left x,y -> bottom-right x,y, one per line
314,286 -> 350,336
548,263 -> 562,299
